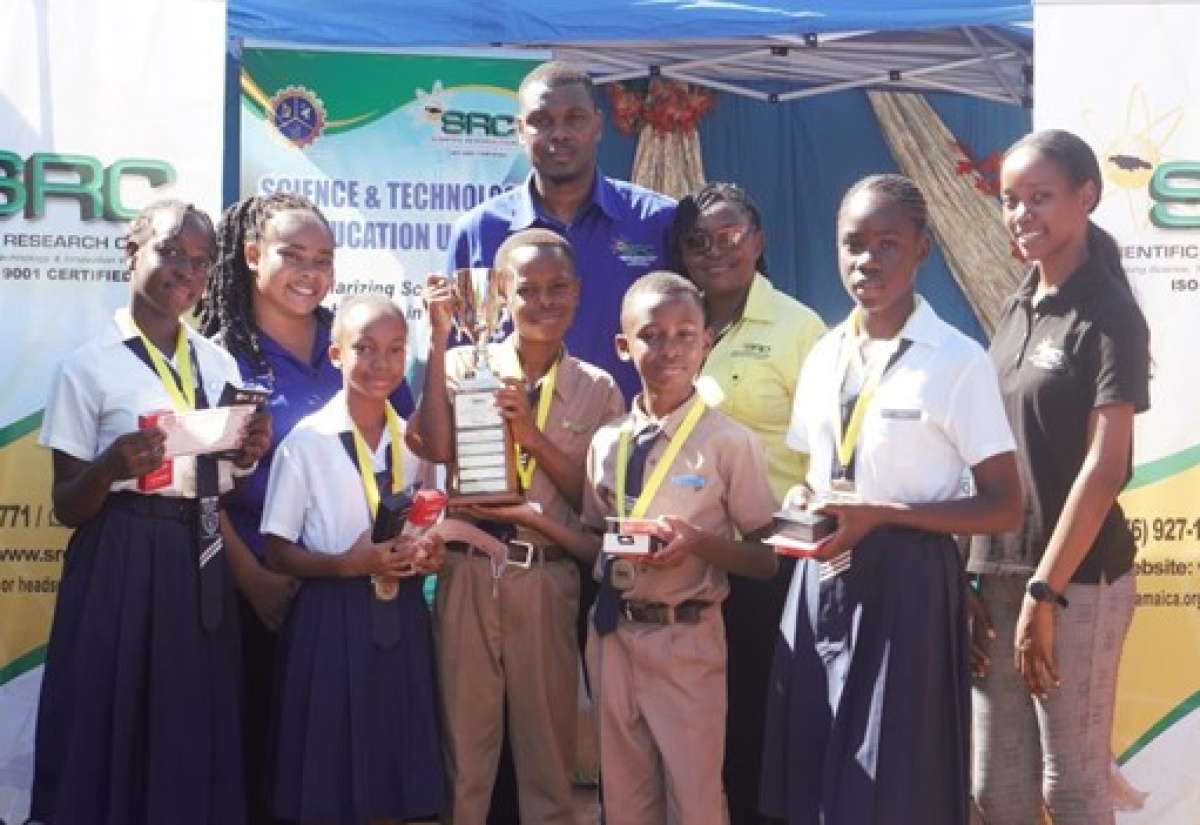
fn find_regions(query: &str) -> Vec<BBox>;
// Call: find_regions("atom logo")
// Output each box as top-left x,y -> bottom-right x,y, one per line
412,81 -> 448,130
1083,85 -> 1184,229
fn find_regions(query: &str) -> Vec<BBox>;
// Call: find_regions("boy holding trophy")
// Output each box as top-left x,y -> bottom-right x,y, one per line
408,228 -> 624,825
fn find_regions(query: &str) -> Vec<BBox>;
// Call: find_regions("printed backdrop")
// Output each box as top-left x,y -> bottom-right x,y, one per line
1037,1 -> 1200,819
240,46 -> 543,368
0,0 -> 226,819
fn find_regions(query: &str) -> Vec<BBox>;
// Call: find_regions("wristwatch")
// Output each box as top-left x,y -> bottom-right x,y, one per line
1027,579 -> 1069,608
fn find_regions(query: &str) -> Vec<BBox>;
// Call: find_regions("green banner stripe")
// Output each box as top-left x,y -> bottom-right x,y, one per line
1127,442 -> 1200,490
0,409 -> 43,449
0,644 -> 46,687
1118,689 -> 1200,764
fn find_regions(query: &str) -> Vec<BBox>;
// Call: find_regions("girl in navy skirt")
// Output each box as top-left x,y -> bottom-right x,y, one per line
30,199 -> 271,825
759,175 -> 1023,825
261,294 -> 445,825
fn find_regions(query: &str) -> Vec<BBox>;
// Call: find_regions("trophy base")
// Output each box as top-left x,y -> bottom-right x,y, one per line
446,488 -> 527,507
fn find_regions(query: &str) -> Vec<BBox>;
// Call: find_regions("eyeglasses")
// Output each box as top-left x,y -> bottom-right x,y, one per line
681,225 -> 754,256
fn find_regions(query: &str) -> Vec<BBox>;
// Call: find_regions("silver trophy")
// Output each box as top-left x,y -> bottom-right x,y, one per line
447,267 -> 522,505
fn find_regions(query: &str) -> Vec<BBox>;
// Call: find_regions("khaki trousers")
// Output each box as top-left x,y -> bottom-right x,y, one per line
586,607 -> 728,825
434,551 -> 580,825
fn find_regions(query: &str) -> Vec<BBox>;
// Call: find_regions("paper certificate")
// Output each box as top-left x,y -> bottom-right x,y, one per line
156,405 -> 256,458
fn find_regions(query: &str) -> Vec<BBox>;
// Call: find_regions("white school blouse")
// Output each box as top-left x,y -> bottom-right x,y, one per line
261,391 -> 421,557
40,308 -> 243,496
786,296 -> 1015,505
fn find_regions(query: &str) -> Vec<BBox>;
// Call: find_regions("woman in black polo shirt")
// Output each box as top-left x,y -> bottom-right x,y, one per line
968,129 -> 1151,824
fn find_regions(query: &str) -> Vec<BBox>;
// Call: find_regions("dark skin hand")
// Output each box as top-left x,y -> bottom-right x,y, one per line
967,588 -> 994,679
231,408 -> 272,472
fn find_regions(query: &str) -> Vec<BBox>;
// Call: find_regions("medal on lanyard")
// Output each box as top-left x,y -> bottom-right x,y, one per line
615,395 -> 707,519
832,306 -> 914,495
133,323 -> 196,411
351,402 -> 405,524
515,357 -> 559,491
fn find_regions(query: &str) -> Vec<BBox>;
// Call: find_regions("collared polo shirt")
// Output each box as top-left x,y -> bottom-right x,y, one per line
447,171 -> 676,400
969,260 -> 1150,582
788,297 -> 1015,505
698,272 -> 826,500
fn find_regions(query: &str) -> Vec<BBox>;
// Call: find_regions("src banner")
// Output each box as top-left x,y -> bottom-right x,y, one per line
1037,1 -> 1200,820
239,45 -> 543,369
0,0 -> 226,820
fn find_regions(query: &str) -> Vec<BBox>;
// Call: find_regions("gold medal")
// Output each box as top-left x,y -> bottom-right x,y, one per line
612,559 -> 637,591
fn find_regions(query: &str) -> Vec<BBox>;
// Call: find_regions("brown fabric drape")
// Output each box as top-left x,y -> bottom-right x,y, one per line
867,90 -> 1023,337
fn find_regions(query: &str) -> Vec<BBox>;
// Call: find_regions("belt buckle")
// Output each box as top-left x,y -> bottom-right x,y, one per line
619,601 -> 635,622
507,540 -> 535,569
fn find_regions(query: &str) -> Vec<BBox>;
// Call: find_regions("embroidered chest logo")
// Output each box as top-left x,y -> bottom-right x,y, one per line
612,238 -> 658,268
1030,337 -> 1067,371
732,342 -> 771,360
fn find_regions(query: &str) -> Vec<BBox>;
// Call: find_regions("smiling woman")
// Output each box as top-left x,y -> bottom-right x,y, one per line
672,182 -> 826,825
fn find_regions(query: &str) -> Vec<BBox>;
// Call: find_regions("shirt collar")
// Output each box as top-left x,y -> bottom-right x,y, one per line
629,388 -> 704,437
834,295 -> 948,349
493,335 -> 571,401
740,272 -> 779,323
510,169 -> 613,229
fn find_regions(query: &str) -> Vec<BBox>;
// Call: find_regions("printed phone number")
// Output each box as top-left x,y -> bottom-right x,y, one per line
1128,517 -> 1200,548
0,503 -> 63,529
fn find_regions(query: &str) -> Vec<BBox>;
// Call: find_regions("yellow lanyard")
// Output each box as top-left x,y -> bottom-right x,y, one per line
134,323 -> 196,411
515,357 -> 559,491
350,402 -> 405,520
834,307 -> 914,475
616,394 -> 707,519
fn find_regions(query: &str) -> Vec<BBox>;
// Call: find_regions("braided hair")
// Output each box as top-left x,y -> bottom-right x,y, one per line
126,199 -> 216,248
197,193 -> 333,382
672,181 -> 768,275
839,174 -> 929,235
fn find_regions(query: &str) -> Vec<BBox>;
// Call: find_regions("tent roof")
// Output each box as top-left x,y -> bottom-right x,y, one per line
228,1 -> 1033,105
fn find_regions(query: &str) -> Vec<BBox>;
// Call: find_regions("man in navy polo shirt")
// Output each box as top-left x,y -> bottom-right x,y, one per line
447,60 -> 676,401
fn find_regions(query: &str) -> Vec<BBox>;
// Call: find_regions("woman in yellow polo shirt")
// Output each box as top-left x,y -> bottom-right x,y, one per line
673,182 -> 826,825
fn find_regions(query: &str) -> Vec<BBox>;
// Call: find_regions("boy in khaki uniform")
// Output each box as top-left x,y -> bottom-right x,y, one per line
408,229 -> 624,825
554,271 -> 779,825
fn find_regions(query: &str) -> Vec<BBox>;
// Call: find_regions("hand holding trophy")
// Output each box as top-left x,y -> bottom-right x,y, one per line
447,267 -> 523,505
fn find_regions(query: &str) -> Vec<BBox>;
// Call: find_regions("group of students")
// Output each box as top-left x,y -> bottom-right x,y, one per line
26,57 -> 1148,825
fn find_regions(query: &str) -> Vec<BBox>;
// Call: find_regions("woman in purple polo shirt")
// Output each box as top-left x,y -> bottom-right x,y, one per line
197,192 -> 416,824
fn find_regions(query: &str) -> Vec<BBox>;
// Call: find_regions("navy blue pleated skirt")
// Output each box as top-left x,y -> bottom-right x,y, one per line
269,574 -> 444,824
30,493 -> 245,825
760,527 -> 970,825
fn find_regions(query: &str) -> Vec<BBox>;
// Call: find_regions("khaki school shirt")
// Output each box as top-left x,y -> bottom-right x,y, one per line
582,396 -> 779,605
446,337 -> 624,539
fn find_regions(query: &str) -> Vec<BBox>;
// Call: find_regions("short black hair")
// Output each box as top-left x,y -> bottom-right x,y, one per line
620,270 -> 705,332
332,293 -> 407,345
519,60 -> 597,108
494,228 -> 577,277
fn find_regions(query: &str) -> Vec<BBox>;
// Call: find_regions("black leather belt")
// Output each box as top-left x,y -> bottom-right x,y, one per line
619,599 -> 711,625
446,540 -> 568,567
108,491 -> 197,523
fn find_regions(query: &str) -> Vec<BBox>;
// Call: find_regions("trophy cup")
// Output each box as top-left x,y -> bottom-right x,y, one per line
447,267 -> 523,505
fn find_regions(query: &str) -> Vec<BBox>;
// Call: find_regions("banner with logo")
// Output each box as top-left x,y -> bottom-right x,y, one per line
239,46 -> 542,367
0,1 -> 226,818
1037,2 -> 1200,819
